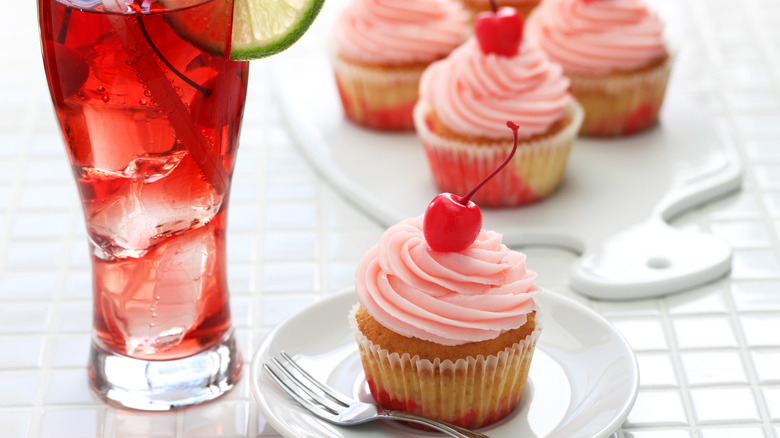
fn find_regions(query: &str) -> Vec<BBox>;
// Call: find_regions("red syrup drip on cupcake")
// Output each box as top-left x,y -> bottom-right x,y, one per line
423,122 -> 521,252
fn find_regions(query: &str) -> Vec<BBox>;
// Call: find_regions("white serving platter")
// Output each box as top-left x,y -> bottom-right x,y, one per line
266,3 -> 742,300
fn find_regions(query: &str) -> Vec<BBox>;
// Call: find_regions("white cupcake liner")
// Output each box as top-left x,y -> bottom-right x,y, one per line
413,100 -> 584,207
348,304 -> 542,429
329,51 -> 428,131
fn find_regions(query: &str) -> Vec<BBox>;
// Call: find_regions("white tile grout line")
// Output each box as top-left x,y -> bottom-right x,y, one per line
249,67 -> 270,354
622,1 -> 776,434
742,0 -> 780,284
0,56 -> 41,296
317,170 -> 330,299
24,75 -> 52,438
745,0 -> 780,98
726,284 -> 776,437
676,1 -> 776,433
245,65 -> 277,438
712,0 -> 780,428
727,4 -> 780,435
659,295 -> 698,434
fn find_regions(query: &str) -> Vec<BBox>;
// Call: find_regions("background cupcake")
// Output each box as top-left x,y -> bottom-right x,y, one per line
351,215 -> 540,430
414,7 -> 583,207
330,0 -> 468,131
527,0 -> 671,137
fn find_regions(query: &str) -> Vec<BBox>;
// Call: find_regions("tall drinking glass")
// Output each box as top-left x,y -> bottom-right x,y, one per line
38,0 -> 248,410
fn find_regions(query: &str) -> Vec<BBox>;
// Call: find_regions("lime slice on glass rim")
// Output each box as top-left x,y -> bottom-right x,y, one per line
231,0 -> 324,60
163,0 -> 324,60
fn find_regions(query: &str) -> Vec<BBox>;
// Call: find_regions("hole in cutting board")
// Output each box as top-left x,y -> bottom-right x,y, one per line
647,257 -> 672,269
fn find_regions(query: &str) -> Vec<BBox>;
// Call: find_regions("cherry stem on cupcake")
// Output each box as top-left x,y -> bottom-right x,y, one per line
462,121 -> 519,204
423,122 -> 521,253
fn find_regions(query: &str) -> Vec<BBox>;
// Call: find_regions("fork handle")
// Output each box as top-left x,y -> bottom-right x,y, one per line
379,410 -> 491,438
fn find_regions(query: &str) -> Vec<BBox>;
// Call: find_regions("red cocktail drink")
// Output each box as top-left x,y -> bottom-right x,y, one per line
39,0 -> 247,410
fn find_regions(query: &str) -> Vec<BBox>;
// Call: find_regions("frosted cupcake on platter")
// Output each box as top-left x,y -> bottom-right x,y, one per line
527,0 -> 671,136
414,5 -> 583,207
330,0 -> 469,131
350,152 -> 541,429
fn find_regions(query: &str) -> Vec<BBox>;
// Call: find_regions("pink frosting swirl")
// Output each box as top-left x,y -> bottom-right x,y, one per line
527,0 -> 666,74
355,216 -> 537,346
332,0 -> 468,65
419,38 -> 571,139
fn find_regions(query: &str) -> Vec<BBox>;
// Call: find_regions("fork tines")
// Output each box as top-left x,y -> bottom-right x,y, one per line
263,351 -> 352,418
264,351 -> 491,438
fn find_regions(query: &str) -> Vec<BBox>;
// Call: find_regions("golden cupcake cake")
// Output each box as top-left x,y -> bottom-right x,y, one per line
414,6 -> 583,207
330,0 -> 468,131
527,0 -> 671,136
350,144 -> 542,429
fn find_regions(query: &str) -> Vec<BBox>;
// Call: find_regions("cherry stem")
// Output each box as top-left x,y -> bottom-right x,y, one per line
489,0 -> 498,13
461,121 -> 520,205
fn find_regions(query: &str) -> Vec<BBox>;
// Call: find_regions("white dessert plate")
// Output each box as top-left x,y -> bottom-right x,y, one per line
251,289 -> 639,438
265,0 -> 742,300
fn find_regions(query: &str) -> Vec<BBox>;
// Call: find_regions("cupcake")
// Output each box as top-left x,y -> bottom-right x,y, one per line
414,7 -> 583,207
527,0 -> 671,137
330,0 -> 469,131
459,0 -> 541,22
351,211 -> 540,430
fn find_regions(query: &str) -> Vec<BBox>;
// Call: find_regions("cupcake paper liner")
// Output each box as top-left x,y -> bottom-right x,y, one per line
414,100 -> 584,207
330,53 -> 427,131
569,55 -> 673,137
349,305 -> 542,430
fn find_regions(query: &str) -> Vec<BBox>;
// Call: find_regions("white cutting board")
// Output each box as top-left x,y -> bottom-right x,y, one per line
266,6 -> 742,301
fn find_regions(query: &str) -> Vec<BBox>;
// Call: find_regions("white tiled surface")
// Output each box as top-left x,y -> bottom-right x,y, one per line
2,0 -> 780,437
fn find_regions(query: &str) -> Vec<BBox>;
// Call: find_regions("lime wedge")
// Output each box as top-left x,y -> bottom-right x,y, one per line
230,0 -> 324,60
163,0 -> 323,61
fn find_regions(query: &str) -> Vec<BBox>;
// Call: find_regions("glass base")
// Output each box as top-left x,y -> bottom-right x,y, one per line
88,331 -> 242,411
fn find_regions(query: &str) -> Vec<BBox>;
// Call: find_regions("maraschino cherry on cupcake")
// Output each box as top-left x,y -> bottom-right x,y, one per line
414,1 -> 583,207
423,120 -> 520,252
350,122 -> 541,430
527,0 -> 671,136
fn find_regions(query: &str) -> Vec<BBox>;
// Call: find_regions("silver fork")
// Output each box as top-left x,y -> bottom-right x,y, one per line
263,351 -> 491,438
